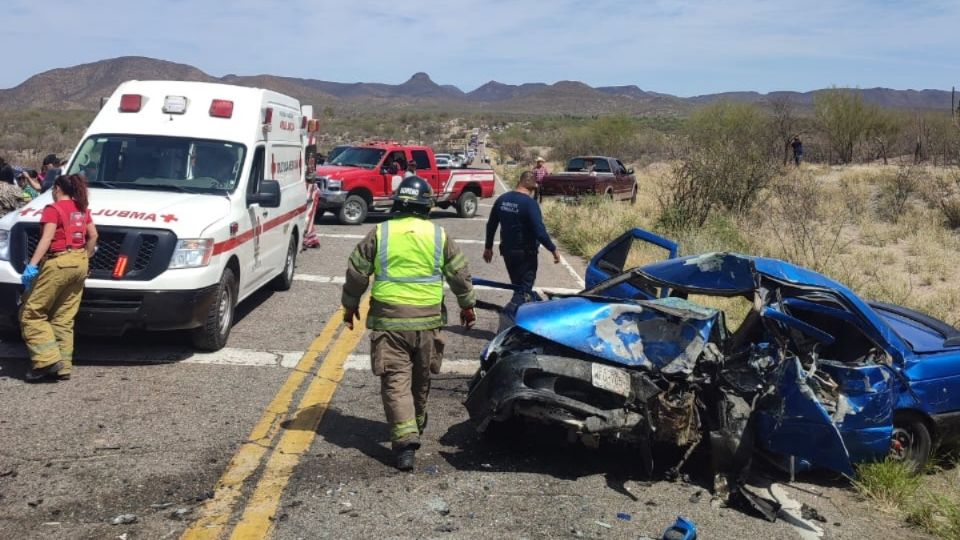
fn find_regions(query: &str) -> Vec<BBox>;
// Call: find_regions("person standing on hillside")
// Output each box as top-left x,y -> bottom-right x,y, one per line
484,171 -> 560,304
532,157 -> 549,202
341,176 -> 476,471
791,136 -> 803,166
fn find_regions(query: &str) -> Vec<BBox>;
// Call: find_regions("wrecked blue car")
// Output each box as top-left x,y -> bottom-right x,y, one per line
466,228 -> 960,487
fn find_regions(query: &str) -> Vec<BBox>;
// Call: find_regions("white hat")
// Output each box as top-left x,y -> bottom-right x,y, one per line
536,156 -> 545,162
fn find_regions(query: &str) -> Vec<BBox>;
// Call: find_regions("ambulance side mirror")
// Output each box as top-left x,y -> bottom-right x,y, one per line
249,179 -> 281,208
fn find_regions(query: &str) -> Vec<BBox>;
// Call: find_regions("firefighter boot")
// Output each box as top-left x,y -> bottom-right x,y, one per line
25,361 -> 64,383
396,445 -> 417,471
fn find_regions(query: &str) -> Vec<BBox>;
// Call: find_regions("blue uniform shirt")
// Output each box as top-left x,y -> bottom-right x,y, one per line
484,191 -> 556,253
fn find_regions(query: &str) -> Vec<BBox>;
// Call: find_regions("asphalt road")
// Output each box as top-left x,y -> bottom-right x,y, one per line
0,143 -> 925,540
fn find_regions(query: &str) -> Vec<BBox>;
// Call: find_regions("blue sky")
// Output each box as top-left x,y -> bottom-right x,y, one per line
4,0 -> 958,96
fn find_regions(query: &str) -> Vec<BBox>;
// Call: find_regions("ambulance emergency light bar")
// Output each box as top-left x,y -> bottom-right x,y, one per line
119,93 -> 234,119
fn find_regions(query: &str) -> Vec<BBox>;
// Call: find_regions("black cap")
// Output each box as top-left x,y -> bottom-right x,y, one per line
42,154 -> 60,167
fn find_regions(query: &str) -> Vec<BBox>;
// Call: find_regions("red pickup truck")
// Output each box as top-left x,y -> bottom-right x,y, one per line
316,141 -> 496,224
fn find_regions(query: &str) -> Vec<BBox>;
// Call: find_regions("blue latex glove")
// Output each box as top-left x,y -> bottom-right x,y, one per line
21,264 -> 38,290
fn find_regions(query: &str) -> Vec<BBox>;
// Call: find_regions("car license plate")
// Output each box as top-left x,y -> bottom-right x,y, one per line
591,363 -> 631,397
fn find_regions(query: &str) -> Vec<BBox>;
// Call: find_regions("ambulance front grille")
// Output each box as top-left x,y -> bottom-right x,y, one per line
15,224 -> 176,281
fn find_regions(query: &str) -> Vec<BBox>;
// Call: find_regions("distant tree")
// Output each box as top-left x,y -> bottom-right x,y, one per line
814,88 -> 873,164
866,109 -> 903,165
659,101 -> 780,229
768,95 -> 800,165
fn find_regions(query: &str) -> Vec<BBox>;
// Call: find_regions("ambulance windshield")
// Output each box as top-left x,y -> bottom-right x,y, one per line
68,135 -> 246,194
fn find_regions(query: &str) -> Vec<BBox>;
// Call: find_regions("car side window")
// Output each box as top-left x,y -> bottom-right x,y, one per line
247,146 -> 265,198
616,160 -> 627,174
595,160 -> 611,173
412,150 -> 430,170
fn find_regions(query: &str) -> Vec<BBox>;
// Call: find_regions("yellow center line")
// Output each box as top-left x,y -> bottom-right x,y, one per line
228,302 -> 368,540
180,307 -> 347,540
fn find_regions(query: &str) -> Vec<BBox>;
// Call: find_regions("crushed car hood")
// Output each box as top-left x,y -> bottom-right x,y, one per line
514,296 -> 721,374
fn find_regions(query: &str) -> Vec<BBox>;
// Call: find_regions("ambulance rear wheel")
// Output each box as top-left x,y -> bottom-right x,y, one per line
339,195 -> 368,225
192,268 -> 237,351
271,234 -> 298,291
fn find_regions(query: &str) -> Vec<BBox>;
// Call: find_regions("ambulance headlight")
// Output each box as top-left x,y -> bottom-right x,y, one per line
169,238 -> 214,269
0,230 -> 9,261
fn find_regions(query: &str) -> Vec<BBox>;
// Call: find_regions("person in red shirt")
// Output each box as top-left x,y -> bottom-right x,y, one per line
20,174 -> 98,382
533,157 -> 549,202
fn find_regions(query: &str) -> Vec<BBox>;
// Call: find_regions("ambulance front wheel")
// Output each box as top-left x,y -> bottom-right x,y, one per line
271,234 -> 298,291
192,268 -> 237,351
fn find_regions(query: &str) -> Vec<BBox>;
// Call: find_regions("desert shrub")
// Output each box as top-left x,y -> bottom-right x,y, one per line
875,166 -> 923,223
932,168 -> 960,228
657,102 -> 780,229
759,171 -> 852,273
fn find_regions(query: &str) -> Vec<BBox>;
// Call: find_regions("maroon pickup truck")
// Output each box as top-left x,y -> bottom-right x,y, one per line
539,156 -> 637,203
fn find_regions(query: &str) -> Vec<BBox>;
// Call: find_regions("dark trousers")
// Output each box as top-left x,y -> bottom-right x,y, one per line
501,247 -> 539,303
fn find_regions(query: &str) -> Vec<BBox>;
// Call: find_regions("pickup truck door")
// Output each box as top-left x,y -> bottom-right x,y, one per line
382,150 -> 405,194
412,149 -> 440,193
615,159 -> 630,195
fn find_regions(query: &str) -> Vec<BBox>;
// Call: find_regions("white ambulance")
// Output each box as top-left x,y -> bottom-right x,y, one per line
0,80 -> 318,350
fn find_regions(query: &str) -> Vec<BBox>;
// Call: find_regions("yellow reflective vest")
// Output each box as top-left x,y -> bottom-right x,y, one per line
372,216 -> 445,307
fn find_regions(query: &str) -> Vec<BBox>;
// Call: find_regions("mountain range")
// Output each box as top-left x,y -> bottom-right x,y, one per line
0,56 -> 952,115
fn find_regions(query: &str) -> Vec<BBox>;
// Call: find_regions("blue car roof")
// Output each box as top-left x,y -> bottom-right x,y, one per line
639,253 -> 909,356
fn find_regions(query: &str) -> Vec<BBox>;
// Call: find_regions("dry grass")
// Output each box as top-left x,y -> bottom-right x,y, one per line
538,162 -> 960,325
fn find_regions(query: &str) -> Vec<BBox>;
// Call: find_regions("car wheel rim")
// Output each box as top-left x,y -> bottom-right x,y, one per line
344,201 -> 362,221
218,286 -> 233,337
890,427 -> 913,461
465,198 -> 476,215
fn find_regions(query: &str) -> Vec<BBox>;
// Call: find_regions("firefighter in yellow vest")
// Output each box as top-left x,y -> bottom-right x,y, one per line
341,175 -> 476,471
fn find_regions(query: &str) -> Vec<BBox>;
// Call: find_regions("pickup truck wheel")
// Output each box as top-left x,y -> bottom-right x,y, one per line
889,414 -> 932,474
270,234 -> 298,291
457,192 -> 478,218
339,195 -> 368,225
630,185 -> 638,205
191,268 -> 237,351
605,189 -> 614,201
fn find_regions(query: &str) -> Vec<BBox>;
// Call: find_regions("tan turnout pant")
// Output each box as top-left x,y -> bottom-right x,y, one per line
20,250 -> 88,374
370,329 -> 445,448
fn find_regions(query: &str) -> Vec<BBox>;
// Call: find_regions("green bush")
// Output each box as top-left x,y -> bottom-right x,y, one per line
658,101 -> 780,229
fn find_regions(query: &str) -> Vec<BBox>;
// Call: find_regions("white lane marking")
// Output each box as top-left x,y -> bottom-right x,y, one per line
0,342 -> 302,368
295,274 -> 345,284
293,273 -> 580,295
558,253 -> 585,288
344,354 -> 478,375
495,173 -> 509,193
